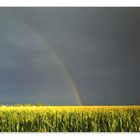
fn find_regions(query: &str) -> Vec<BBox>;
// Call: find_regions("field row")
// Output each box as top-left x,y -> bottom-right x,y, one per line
0,106 -> 139,132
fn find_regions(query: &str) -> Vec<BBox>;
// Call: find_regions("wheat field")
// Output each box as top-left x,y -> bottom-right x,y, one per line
0,106 -> 139,132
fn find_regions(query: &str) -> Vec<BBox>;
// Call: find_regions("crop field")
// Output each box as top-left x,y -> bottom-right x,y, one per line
0,106 -> 139,132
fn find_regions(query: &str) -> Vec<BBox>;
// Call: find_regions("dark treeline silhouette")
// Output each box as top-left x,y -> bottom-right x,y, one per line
0,103 -> 47,106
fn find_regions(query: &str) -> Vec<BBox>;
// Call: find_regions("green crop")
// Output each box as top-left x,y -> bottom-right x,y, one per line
0,106 -> 139,132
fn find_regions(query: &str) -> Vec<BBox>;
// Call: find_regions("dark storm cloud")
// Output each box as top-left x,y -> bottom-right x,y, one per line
0,8 -> 78,105
0,8 -> 140,105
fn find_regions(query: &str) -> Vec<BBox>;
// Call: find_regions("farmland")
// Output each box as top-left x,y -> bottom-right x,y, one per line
0,106 -> 139,132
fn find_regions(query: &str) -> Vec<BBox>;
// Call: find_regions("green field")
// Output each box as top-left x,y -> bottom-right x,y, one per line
0,106 -> 139,132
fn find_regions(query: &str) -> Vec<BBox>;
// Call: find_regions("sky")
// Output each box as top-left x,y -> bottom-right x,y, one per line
0,8 -> 140,105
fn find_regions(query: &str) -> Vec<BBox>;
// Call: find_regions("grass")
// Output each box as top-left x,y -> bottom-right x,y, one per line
0,106 -> 139,132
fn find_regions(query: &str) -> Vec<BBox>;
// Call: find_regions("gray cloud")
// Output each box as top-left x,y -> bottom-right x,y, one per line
0,8 -> 140,105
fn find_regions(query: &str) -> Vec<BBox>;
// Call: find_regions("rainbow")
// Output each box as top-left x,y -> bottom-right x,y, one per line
9,11 -> 82,105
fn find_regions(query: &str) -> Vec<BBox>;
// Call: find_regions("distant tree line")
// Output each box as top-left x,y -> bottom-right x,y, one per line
0,103 -> 47,106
